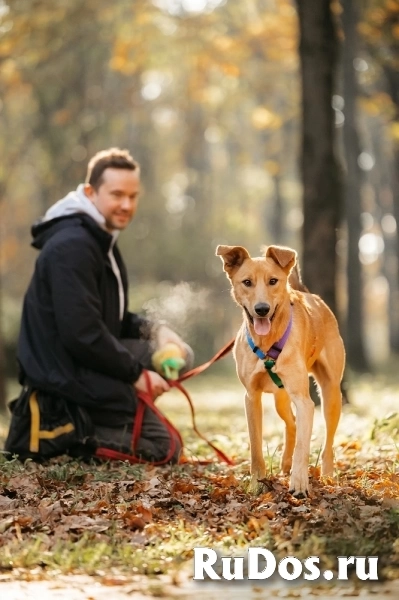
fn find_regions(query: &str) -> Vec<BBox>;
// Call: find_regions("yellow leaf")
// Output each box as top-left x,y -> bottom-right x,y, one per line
221,63 -> 240,77
213,36 -> 234,52
390,122 -> 399,141
252,107 -> 282,130
265,160 -> 281,176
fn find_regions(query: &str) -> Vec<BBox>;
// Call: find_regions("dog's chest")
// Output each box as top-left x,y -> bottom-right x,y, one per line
237,352 -> 280,394
255,365 -> 280,394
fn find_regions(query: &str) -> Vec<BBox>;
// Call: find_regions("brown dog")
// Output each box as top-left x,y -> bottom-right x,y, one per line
216,244 -> 345,497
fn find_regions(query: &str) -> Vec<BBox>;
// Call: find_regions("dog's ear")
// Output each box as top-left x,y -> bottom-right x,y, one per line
266,245 -> 297,274
289,264 -> 308,292
216,245 -> 250,277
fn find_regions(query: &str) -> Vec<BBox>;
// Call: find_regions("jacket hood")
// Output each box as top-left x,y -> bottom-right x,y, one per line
31,185 -> 119,250
43,184 -> 106,226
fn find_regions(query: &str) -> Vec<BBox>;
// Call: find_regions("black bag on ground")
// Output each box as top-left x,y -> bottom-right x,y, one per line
4,386 -> 97,461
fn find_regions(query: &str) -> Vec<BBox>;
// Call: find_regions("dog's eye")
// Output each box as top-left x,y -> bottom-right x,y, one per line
242,279 -> 252,287
269,278 -> 278,285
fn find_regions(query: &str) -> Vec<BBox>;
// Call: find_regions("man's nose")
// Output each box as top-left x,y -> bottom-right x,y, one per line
121,197 -> 132,210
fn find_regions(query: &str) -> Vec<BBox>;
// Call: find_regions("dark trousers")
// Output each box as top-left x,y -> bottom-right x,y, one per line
92,339 -> 188,464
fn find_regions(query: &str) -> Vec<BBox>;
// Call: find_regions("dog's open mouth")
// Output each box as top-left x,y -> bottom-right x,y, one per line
253,317 -> 271,336
245,307 -> 276,336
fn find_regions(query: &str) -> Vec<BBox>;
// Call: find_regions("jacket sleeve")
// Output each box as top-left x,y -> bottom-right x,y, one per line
46,235 -> 143,382
120,311 -> 153,340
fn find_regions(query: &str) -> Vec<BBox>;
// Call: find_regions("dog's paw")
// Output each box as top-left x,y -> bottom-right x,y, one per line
280,457 -> 292,475
321,457 -> 334,477
288,470 -> 309,498
248,475 -> 265,495
288,489 -> 308,500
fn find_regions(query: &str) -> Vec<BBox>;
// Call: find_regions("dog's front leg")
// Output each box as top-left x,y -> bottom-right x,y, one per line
274,389 -> 296,475
245,391 -> 265,493
286,390 -> 314,498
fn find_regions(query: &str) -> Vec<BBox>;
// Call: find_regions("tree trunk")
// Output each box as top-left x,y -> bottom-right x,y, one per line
383,65 -> 399,352
271,173 -> 284,245
183,102 -> 211,283
0,272 -> 7,413
296,0 -> 343,315
341,0 -> 370,371
391,143 -> 399,352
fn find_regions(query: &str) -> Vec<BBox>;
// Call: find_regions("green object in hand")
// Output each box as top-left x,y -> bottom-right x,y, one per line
161,356 -> 186,380
152,343 -> 186,380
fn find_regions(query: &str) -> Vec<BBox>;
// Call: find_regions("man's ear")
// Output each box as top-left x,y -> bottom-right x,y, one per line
83,183 -> 96,203
216,245 -> 251,278
266,245 -> 297,274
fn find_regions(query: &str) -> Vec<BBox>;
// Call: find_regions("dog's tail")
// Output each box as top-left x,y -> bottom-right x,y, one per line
289,263 -> 309,292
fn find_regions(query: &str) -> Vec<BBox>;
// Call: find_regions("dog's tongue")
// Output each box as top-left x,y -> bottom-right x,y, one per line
254,317 -> 271,336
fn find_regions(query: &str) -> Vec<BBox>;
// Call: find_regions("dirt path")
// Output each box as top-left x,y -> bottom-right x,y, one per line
0,572 -> 397,599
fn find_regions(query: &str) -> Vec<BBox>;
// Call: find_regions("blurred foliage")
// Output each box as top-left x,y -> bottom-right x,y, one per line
0,0 -> 398,373
361,0 -> 399,68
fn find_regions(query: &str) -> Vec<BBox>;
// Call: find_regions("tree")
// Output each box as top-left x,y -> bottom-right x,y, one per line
382,66 -> 399,352
0,306 -> 5,412
296,0 -> 343,315
342,0 -> 370,370
361,0 -> 399,352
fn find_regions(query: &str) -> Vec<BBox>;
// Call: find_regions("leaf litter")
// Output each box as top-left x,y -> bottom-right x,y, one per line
0,379 -> 399,597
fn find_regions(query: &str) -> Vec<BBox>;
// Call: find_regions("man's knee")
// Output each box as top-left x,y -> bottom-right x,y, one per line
136,432 -> 182,464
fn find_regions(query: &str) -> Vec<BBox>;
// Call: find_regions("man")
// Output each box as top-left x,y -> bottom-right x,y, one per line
5,148 -> 191,463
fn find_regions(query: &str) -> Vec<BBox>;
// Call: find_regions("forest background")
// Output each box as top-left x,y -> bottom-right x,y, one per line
0,0 -> 398,409
1,1 -> 399,595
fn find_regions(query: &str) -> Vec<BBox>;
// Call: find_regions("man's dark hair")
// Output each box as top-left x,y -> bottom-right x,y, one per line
86,147 -> 139,190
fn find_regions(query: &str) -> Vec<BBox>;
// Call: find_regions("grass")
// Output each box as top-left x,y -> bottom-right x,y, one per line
1,370 -> 399,590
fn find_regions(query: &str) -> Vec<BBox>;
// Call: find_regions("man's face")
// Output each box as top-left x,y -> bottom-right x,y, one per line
84,167 -> 140,232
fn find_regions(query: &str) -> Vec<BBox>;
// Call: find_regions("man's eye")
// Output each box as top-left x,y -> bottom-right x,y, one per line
243,279 -> 252,287
269,278 -> 278,285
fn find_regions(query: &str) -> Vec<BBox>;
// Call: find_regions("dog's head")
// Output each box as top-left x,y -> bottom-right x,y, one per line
216,244 -> 297,336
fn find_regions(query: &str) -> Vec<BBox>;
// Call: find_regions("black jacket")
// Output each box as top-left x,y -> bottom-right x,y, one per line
17,214 -> 151,426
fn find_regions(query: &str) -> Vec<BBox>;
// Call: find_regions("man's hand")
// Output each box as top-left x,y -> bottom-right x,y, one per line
156,325 -> 189,358
134,370 -> 170,400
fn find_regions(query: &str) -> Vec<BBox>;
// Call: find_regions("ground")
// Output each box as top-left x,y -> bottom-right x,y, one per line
1,368 -> 399,598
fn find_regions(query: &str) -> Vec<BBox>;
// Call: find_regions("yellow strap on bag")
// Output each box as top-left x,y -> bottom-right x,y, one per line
29,391 -> 75,453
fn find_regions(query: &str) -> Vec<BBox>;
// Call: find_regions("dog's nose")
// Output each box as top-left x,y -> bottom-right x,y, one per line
254,303 -> 270,317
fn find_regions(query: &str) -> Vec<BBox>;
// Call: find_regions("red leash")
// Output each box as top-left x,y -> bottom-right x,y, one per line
177,337 -> 235,382
170,380 -> 233,465
95,338 -> 235,466
95,370 -> 183,466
